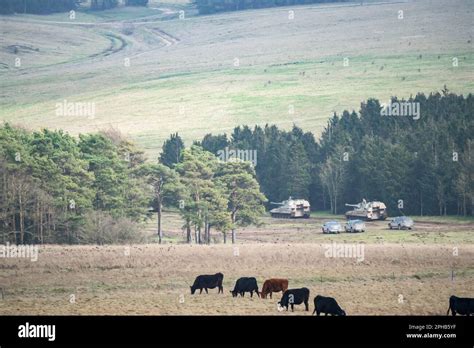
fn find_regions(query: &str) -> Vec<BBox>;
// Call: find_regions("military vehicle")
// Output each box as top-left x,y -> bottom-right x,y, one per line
270,197 -> 310,218
344,199 -> 387,221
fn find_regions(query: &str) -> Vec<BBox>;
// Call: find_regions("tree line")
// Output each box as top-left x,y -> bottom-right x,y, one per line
0,126 -> 150,244
0,126 -> 265,245
0,0 -> 148,15
193,0 -> 350,15
190,89 -> 473,216
1,90 -> 471,245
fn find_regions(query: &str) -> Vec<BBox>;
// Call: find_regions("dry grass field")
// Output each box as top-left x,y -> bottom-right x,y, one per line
1,0 -> 473,157
1,214 -> 473,315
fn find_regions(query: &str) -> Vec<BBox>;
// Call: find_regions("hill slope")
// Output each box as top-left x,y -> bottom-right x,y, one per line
0,0 -> 473,157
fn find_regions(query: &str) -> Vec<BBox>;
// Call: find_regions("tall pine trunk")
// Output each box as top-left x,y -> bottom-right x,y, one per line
186,222 -> 191,243
231,211 -> 236,244
463,194 -> 466,216
40,203 -> 44,244
419,192 -> 423,216
18,187 -> 24,244
322,186 -> 326,210
157,201 -> 162,244
329,193 -> 334,214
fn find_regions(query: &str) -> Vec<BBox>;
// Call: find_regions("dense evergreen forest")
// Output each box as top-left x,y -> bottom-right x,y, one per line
0,91 -> 472,245
193,0 -> 350,15
195,90 -> 473,216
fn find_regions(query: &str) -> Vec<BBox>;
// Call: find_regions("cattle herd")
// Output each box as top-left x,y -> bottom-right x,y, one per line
190,273 -> 473,315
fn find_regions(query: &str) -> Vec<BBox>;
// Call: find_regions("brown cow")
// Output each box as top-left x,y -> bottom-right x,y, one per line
261,278 -> 288,299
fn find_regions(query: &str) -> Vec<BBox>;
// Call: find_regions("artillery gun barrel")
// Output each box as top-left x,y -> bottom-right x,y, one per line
345,203 -> 359,207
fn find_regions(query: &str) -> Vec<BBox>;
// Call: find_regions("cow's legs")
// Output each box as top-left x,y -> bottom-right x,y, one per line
270,293 -> 272,299
291,304 -> 294,312
250,291 -> 253,298
205,288 -> 208,294
316,311 -> 321,316
199,289 -> 203,294
304,300 -> 309,311
325,313 -> 328,316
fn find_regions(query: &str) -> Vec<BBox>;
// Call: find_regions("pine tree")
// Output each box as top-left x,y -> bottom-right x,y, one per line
159,133 -> 184,168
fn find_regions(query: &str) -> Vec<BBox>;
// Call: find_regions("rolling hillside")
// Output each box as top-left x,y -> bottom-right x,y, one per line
0,0 -> 473,158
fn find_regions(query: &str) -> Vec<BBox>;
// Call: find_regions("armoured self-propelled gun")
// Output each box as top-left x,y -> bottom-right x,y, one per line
270,197 -> 310,218
345,199 -> 387,221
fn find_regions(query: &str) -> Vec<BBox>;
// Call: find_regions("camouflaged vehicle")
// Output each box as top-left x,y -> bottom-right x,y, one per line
270,197 -> 310,218
345,199 -> 387,221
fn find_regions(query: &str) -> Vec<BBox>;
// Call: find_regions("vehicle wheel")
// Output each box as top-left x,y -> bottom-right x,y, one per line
408,227 -> 412,230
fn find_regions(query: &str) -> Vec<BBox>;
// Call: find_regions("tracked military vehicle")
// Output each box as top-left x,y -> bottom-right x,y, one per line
345,199 -> 387,221
270,197 -> 310,218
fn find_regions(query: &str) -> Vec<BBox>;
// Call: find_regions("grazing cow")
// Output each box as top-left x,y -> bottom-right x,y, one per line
190,273 -> 224,294
230,277 -> 260,298
313,295 -> 346,316
447,295 -> 474,316
278,288 -> 310,312
261,278 -> 289,299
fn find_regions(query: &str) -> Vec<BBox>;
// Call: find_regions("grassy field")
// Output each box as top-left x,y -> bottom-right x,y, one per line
0,243 -> 472,315
141,211 -> 474,244
1,0 -> 473,157
0,213 -> 472,315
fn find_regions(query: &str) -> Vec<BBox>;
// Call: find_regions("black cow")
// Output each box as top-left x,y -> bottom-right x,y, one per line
313,295 -> 346,316
190,273 -> 224,294
230,277 -> 259,298
447,295 -> 474,316
278,288 -> 310,312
